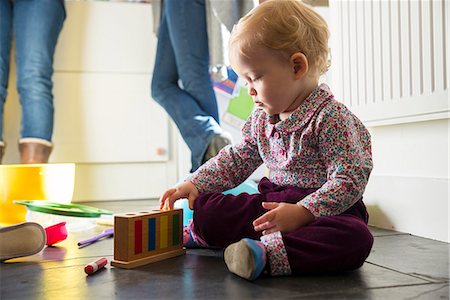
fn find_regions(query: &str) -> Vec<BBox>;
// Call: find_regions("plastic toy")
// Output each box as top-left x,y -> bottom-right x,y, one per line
44,222 -> 68,246
77,228 -> 114,247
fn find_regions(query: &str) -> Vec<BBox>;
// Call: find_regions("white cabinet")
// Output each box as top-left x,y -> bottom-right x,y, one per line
54,2 -> 157,74
53,1 -> 168,163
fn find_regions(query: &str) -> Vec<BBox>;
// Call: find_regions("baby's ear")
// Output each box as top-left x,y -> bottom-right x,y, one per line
290,52 -> 309,79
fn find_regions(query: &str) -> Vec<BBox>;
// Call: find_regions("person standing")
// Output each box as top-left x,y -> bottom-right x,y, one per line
151,0 -> 254,172
0,0 -> 66,164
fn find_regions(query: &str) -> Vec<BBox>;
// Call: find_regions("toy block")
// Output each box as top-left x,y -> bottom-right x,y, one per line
111,209 -> 185,269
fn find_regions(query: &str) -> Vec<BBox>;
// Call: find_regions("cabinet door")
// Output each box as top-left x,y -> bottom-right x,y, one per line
51,72 -> 169,163
52,1 -> 168,163
54,2 -> 156,73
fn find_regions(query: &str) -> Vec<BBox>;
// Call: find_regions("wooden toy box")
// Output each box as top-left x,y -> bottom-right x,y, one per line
111,209 -> 185,269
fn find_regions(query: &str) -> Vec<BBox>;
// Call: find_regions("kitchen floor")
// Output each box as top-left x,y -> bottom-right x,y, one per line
1,199 -> 449,299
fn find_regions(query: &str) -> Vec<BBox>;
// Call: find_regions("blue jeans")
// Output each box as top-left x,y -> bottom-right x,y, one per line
151,0 -> 222,172
0,0 -> 65,143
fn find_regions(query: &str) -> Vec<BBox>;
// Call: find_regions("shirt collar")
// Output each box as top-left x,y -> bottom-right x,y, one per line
264,83 -> 334,137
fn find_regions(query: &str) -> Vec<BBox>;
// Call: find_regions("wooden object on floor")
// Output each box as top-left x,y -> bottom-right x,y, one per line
111,209 -> 185,269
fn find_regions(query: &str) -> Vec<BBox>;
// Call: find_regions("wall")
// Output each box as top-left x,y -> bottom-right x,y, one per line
329,0 -> 449,242
364,119 -> 449,242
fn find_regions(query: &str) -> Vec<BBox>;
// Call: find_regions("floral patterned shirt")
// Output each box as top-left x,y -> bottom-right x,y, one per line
189,84 -> 373,217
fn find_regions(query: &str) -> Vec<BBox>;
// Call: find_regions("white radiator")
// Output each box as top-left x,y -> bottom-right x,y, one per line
329,0 -> 449,126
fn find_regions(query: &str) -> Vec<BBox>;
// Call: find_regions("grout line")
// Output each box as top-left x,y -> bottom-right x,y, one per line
372,233 -> 410,237
2,255 -> 115,271
365,261 -> 448,283
294,282 -> 448,298
401,283 -> 450,300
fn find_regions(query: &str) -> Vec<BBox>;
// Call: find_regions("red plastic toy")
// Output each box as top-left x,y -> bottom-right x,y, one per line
44,222 -> 68,246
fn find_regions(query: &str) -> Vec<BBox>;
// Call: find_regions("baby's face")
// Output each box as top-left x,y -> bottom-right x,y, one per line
230,46 -> 304,117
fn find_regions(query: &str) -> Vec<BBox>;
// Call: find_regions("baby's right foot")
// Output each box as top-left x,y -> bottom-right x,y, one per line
224,238 -> 267,280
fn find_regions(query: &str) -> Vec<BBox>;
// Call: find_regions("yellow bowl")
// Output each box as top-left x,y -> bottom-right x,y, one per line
0,163 -> 75,226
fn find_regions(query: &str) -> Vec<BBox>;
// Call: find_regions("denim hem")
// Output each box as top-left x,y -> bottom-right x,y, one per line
19,137 -> 53,147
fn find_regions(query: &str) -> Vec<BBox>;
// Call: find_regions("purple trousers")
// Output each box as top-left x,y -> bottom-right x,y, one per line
192,177 -> 374,275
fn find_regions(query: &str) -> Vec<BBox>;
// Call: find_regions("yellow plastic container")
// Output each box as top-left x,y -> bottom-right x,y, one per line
0,163 -> 75,226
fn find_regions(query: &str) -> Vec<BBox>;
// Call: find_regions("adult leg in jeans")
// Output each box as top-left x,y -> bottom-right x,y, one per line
0,1 -> 13,162
151,0 -> 225,172
13,0 -> 65,163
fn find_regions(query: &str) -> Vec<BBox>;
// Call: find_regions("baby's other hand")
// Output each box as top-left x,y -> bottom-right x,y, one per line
253,202 -> 315,235
159,181 -> 199,211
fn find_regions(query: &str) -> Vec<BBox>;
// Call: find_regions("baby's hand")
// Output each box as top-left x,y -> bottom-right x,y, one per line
159,181 -> 199,211
253,202 -> 315,235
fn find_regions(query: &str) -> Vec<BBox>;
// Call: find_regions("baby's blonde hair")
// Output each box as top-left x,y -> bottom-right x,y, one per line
230,0 -> 330,75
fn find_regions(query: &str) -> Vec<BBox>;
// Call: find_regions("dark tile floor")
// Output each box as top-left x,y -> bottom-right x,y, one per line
1,200 -> 449,299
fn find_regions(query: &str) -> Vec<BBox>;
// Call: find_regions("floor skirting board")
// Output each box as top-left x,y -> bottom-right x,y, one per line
364,175 -> 449,242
